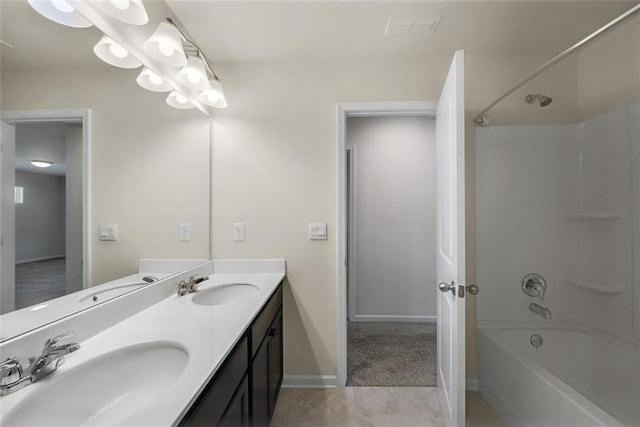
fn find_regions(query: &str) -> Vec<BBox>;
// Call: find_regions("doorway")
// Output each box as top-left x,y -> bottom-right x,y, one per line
336,101 -> 438,387
1,109 -> 91,314
345,114 -> 437,386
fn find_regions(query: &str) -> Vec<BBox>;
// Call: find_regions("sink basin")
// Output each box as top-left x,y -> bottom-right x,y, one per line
3,342 -> 188,426
192,283 -> 259,306
78,282 -> 146,303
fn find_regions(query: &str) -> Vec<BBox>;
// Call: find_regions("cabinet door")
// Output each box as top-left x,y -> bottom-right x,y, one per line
268,310 -> 283,414
220,375 -> 250,427
251,338 -> 270,427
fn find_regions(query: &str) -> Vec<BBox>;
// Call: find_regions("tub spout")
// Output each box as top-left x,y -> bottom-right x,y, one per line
529,303 -> 552,320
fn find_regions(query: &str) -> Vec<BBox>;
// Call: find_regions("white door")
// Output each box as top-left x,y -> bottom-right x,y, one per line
0,122 -> 16,314
436,50 -> 466,427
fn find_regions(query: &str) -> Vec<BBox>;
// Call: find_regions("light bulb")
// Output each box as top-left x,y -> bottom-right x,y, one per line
158,43 -> 174,57
187,73 -> 200,84
207,92 -> 221,103
149,73 -> 163,86
51,0 -> 74,13
175,93 -> 188,104
110,0 -> 131,11
109,42 -> 128,59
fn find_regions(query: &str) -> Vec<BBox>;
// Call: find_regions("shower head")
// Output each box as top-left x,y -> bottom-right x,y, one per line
525,94 -> 553,107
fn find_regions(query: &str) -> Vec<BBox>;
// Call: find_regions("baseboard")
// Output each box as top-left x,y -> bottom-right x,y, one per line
352,314 -> 436,323
466,378 -> 479,391
282,375 -> 337,389
16,255 -> 65,265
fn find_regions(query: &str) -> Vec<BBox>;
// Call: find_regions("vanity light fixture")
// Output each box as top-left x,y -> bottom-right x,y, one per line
93,0 -> 149,26
136,67 -> 172,92
31,160 -> 53,168
162,18 -> 228,109
166,91 -> 195,110
27,0 -> 92,28
143,21 -> 187,67
176,56 -> 210,91
94,35 -> 142,69
198,79 -> 228,108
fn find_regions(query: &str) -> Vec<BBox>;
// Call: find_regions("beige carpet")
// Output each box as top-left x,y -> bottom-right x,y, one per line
347,321 -> 437,387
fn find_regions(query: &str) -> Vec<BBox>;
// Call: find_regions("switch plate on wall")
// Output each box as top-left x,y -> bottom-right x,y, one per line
309,223 -> 327,240
179,223 -> 192,241
99,224 -> 118,241
233,223 -> 245,241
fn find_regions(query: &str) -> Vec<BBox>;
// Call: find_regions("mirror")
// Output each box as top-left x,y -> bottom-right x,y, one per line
0,0 -> 211,341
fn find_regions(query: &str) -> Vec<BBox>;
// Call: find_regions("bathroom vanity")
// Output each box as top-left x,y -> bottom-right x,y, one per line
180,282 -> 283,427
0,259 -> 285,426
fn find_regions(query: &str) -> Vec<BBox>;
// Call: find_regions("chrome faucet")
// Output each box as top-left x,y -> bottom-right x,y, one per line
522,273 -> 547,300
175,275 -> 209,296
0,331 -> 80,396
529,303 -> 552,320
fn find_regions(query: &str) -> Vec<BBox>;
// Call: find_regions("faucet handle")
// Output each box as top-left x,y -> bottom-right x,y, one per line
0,357 -> 23,385
44,331 -> 74,350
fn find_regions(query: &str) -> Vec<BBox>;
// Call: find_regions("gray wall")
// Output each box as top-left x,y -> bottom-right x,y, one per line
347,116 -> 436,321
15,171 -> 66,263
65,125 -> 83,293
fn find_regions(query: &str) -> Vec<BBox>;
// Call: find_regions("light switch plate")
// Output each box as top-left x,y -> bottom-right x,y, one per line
309,223 -> 327,240
99,223 -> 118,241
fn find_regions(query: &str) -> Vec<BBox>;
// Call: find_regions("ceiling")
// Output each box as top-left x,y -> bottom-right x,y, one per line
166,1 -> 637,63
15,123 -> 69,176
0,0 -> 106,68
1,1 -> 635,69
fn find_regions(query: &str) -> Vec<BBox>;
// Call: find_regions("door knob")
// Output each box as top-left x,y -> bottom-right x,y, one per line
467,284 -> 479,296
438,281 -> 456,296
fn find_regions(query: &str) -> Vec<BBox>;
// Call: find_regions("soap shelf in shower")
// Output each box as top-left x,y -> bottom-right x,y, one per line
564,276 -> 624,294
562,212 -> 623,221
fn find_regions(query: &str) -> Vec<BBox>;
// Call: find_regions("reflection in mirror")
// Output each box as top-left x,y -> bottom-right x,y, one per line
0,0 -> 211,341
14,122 -> 84,309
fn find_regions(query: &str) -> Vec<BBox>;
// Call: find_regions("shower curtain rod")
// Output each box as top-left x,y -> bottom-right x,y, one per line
473,3 -> 640,126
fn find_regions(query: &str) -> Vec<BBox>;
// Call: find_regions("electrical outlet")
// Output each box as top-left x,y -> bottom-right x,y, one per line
233,223 -> 245,241
179,223 -> 191,241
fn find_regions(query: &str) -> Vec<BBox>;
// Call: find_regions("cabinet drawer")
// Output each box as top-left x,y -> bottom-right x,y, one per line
250,282 -> 283,358
180,335 -> 249,426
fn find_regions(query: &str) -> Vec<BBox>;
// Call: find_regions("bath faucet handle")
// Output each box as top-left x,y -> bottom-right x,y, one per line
522,273 -> 547,301
0,357 -> 23,386
44,331 -> 74,350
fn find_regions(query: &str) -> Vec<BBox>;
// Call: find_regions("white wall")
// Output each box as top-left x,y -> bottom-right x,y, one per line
347,116 -> 436,321
1,66 -> 211,285
210,53 -> 571,380
15,171 -> 66,263
66,125 -> 83,294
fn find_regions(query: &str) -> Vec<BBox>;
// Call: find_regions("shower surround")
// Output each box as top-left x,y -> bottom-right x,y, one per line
475,102 -> 639,426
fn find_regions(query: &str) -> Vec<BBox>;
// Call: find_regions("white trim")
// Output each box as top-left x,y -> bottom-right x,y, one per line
633,117 -> 640,339
1,109 -> 92,288
336,101 -> 438,387
16,255 -> 65,265
282,375 -> 338,389
352,315 -> 436,323
346,145 -> 357,321
466,379 -> 479,391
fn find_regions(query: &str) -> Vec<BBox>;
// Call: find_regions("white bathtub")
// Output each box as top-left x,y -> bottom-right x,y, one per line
478,321 -> 640,427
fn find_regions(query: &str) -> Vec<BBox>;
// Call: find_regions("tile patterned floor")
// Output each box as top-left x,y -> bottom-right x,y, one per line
272,388 -> 502,427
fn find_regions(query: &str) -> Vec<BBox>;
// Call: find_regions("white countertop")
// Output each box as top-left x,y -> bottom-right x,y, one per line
0,260 -> 285,426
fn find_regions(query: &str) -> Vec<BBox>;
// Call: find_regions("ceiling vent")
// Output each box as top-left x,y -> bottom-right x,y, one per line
385,16 -> 442,35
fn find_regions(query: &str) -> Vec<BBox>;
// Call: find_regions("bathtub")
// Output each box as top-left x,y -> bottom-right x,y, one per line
478,321 -> 640,427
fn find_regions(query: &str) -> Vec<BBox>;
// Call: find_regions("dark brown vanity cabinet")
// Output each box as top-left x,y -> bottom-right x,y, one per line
251,309 -> 283,427
180,282 -> 283,427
